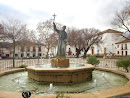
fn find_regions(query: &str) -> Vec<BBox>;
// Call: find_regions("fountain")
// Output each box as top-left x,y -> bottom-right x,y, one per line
0,18 -> 129,97
0,70 -> 128,95
26,22 -> 94,83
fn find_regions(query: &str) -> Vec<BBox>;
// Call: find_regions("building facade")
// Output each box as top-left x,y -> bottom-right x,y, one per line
0,42 -> 47,58
86,29 -> 126,56
115,39 -> 130,56
13,45 -> 46,58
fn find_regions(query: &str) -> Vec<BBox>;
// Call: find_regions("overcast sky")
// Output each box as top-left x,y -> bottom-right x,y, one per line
0,0 -> 127,31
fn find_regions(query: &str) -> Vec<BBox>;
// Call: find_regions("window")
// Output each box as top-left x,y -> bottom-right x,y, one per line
21,53 -> 24,57
125,51 -> 127,56
121,44 -> 123,50
38,46 -> 41,52
33,47 -> 35,52
15,54 -> 18,57
122,51 -> 123,56
38,53 -> 41,56
33,54 -> 35,57
27,47 -> 30,52
125,44 -> 127,49
117,45 -> 119,48
27,53 -> 30,57
21,47 -> 24,52
6,54 -> 9,57
117,51 -> 119,54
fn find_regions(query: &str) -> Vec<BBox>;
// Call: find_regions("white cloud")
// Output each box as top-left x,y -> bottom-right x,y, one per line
0,0 -> 126,30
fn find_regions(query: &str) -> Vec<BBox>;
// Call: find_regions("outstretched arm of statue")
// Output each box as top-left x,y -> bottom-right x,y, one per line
53,22 -> 59,33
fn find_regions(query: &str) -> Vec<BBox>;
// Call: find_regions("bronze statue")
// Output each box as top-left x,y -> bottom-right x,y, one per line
53,22 -> 67,58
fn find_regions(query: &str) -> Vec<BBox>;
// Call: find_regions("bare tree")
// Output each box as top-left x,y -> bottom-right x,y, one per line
37,19 -> 58,58
29,30 -> 38,42
17,25 -> 32,60
0,24 -> 6,41
2,19 -> 25,67
68,27 -> 102,58
81,28 -> 102,58
112,2 -> 130,32
67,28 -> 83,58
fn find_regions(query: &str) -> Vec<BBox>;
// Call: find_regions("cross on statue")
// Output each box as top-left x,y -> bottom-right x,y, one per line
52,13 -> 56,22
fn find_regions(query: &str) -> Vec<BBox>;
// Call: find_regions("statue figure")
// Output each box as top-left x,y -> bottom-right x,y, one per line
53,22 -> 67,58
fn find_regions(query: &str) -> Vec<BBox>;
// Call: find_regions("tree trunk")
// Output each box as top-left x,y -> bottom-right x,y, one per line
125,68 -> 129,72
83,51 -> 87,58
83,48 -> 90,58
13,40 -> 15,67
76,48 -> 81,58
46,48 -> 49,59
76,52 -> 80,58
22,51 -> 24,63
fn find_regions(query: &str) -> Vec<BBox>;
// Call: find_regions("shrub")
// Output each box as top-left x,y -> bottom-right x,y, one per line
87,56 -> 100,66
116,58 -> 130,72
19,65 -> 27,68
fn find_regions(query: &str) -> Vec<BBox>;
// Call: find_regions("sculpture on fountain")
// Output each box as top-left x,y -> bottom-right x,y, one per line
53,22 -> 67,58
26,15 -> 94,83
51,22 -> 69,67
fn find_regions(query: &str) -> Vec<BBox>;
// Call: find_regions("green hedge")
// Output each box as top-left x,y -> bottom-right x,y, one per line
87,56 -> 100,66
19,65 -> 27,68
116,58 -> 130,72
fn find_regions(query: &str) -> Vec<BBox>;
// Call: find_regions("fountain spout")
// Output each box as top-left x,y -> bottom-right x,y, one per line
49,83 -> 53,91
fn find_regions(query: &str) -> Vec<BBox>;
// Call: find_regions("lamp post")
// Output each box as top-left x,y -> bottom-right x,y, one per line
112,44 -> 114,56
37,41 -> 40,64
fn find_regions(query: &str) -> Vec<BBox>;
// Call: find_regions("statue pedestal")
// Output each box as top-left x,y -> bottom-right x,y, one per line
51,58 -> 69,67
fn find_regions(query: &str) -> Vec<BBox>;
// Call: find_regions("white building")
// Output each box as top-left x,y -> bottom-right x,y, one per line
0,42 -> 47,58
62,29 -> 126,57
13,44 -> 46,58
115,39 -> 130,56
0,42 -> 10,58
85,29 -> 126,57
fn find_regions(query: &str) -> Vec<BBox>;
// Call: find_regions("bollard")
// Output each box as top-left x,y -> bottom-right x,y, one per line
22,91 -> 31,98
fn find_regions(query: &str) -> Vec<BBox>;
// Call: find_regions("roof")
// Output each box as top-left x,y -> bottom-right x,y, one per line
97,29 -> 123,36
0,42 -> 10,47
122,32 -> 130,39
115,39 -> 130,44
16,41 -> 45,46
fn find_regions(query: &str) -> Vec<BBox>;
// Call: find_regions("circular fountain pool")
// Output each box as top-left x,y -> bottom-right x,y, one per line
0,70 -> 128,95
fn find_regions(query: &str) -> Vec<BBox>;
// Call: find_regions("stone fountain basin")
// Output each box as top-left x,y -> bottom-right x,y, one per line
26,64 -> 94,83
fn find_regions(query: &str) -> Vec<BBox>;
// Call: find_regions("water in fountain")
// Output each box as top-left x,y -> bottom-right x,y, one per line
102,73 -> 105,77
48,56 -> 51,64
37,63 -> 85,68
49,83 -> 53,91
94,79 -> 97,87
0,70 -> 128,94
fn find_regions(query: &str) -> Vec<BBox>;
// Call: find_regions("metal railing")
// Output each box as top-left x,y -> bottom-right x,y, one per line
0,58 -> 129,72
0,59 -> 51,71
